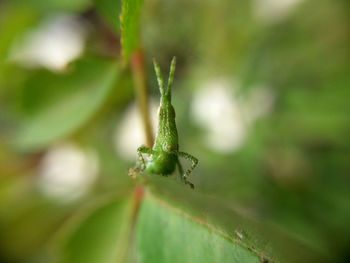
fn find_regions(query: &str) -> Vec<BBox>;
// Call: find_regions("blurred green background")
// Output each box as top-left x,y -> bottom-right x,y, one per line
0,0 -> 349,262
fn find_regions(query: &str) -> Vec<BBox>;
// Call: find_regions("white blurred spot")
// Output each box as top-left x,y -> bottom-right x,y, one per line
253,0 -> 304,23
115,101 -> 158,161
38,143 -> 98,202
10,14 -> 88,71
192,80 -> 247,153
191,79 -> 274,153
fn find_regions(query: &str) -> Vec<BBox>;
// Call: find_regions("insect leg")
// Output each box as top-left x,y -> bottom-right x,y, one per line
178,152 -> 198,177
172,152 -> 194,188
176,158 -> 184,175
176,159 -> 194,189
137,146 -> 153,171
177,152 -> 198,189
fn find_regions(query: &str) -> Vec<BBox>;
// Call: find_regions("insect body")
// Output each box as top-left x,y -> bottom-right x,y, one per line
135,57 -> 198,188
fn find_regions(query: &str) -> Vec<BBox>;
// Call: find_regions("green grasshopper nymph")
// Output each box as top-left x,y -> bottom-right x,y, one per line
133,57 -> 198,188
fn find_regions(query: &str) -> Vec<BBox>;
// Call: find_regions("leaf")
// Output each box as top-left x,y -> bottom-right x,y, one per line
120,0 -> 143,61
147,180 -> 330,263
14,58 -> 119,151
0,5 -> 39,60
134,192 -> 262,263
58,197 -> 133,263
0,179 -> 72,262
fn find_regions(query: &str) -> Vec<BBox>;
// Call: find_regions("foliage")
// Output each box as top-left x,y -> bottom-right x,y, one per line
14,58 -> 119,151
120,0 -> 143,61
0,0 -> 349,262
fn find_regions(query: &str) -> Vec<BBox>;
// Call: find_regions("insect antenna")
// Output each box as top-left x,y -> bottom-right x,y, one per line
166,56 -> 176,100
153,59 -> 165,96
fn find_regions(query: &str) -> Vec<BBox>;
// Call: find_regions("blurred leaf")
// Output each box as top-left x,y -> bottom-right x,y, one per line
0,182 -> 72,262
58,197 -> 133,263
95,0 -> 121,33
120,0 -> 143,61
134,192 -> 262,263
147,181 -> 330,263
0,5 -> 39,60
14,58 -> 119,151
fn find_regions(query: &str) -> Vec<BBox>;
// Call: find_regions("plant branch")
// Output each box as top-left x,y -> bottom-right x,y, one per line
131,48 -> 154,147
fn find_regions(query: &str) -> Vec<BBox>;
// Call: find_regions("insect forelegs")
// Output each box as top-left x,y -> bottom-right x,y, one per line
176,159 -> 193,189
175,152 -> 198,189
137,146 -> 154,171
178,151 -> 198,177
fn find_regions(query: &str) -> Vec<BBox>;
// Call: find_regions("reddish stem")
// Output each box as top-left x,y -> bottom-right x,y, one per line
131,49 -> 154,147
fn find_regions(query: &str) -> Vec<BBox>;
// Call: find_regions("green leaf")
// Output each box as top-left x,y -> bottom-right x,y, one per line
134,192 -> 262,263
14,58 -> 119,151
58,197 -> 133,263
120,0 -> 143,61
0,178 -> 72,262
0,5 -> 39,60
148,180 -> 330,263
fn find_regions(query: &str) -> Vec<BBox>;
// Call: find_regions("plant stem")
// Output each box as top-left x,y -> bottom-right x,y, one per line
131,48 -> 154,147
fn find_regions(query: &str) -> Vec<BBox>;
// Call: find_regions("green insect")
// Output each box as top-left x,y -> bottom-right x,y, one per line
133,57 -> 198,188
